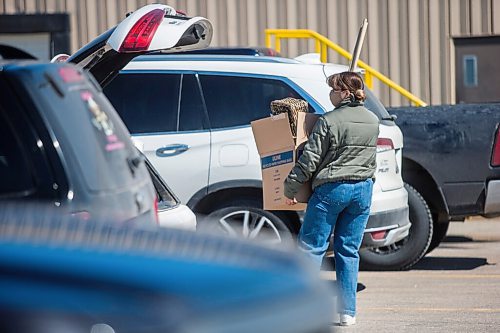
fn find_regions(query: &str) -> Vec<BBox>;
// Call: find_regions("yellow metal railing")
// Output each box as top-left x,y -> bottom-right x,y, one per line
265,29 -> 427,107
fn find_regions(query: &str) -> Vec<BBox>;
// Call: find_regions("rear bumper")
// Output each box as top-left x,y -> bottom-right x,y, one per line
361,206 -> 411,248
158,204 -> 197,231
485,180 -> 500,214
298,186 -> 410,248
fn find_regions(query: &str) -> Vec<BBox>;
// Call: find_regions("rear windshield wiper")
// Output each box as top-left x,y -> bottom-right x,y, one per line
382,114 -> 397,121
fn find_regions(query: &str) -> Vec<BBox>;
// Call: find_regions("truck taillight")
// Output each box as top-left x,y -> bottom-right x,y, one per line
377,138 -> 394,153
492,126 -> 500,167
119,8 -> 164,52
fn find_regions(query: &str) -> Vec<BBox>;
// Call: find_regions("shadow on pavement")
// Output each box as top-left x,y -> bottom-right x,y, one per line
442,236 -> 499,243
323,249 -> 489,271
442,236 -> 473,243
321,258 -> 366,292
356,283 -> 366,292
324,279 -> 366,293
413,256 -> 489,270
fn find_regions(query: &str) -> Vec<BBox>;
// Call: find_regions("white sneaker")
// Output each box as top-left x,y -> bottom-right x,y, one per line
339,314 -> 356,326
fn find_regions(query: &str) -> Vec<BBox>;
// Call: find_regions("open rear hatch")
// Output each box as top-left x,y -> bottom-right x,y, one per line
64,4 -> 213,87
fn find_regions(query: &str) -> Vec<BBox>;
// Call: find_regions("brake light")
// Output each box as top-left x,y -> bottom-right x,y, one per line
371,230 -> 387,240
377,138 -> 394,152
492,126 -> 500,167
58,67 -> 83,82
71,211 -> 91,221
119,9 -> 165,52
153,197 -> 159,224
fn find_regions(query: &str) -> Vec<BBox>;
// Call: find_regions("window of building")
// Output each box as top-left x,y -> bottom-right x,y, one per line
463,55 -> 478,87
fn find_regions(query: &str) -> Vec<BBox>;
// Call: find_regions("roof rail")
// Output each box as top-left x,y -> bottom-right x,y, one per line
134,54 -> 300,64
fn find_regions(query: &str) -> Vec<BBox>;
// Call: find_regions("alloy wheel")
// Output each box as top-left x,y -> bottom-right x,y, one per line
213,209 -> 283,245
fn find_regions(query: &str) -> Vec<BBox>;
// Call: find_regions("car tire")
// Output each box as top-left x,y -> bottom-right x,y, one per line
359,183 -> 433,271
201,199 -> 294,246
426,220 -> 450,253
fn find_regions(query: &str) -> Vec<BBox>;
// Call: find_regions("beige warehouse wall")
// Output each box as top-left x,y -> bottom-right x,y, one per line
1,0 -> 499,106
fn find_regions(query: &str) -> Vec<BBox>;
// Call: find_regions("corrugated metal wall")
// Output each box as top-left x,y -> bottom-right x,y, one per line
1,0 -> 499,106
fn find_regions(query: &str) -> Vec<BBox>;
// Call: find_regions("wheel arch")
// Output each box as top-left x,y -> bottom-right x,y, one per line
360,182 -> 434,270
402,157 -> 449,223
187,180 -> 301,233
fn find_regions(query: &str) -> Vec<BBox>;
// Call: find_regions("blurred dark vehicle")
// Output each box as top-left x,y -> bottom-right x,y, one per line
0,204 -> 334,333
0,60 -> 157,226
0,4 -> 215,226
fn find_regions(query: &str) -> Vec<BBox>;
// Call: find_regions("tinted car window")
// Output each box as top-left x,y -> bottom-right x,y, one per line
104,73 -> 181,134
364,89 -> 391,120
36,76 -> 145,192
179,74 -> 208,131
0,111 -> 34,195
199,75 -> 304,129
0,73 -> 67,200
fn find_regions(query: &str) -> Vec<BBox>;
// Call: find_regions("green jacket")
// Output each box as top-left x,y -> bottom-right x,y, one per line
284,99 -> 379,199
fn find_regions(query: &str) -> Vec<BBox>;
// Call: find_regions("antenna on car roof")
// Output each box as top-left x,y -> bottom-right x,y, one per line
348,18 -> 368,72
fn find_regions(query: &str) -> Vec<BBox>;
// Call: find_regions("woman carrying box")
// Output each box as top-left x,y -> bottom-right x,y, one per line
284,71 -> 379,327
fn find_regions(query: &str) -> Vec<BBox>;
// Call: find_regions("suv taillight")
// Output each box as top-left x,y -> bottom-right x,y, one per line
492,126 -> 500,167
377,138 -> 394,153
119,8 -> 165,52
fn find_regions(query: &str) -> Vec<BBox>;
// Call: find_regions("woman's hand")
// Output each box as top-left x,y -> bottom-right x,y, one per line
285,197 -> 298,206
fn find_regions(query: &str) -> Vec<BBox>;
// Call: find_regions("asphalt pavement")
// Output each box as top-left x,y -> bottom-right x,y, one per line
322,216 -> 500,332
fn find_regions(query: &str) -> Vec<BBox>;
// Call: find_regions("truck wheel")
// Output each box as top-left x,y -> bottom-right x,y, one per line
202,199 -> 294,246
426,220 -> 450,253
359,183 -> 433,271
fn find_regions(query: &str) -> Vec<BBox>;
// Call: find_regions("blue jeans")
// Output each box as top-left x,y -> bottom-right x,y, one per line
298,179 -> 373,316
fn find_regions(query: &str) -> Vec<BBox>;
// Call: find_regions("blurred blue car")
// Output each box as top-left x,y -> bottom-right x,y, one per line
0,204 -> 334,333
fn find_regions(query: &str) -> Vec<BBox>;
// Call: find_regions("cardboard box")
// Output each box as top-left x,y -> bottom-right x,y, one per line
251,112 -> 319,211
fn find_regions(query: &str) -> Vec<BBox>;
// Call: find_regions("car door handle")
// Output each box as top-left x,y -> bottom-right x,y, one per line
156,144 -> 190,157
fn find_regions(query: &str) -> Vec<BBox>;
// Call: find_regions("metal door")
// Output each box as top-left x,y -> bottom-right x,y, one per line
455,36 -> 500,103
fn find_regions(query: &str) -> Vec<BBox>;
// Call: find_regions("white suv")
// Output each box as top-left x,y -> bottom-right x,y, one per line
103,54 -> 412,270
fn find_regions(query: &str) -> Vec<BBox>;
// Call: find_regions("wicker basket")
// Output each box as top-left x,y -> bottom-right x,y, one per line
270,97 -> 309,138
